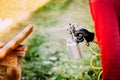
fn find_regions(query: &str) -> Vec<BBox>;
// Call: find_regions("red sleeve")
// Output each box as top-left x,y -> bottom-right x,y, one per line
90,0 -> 120,79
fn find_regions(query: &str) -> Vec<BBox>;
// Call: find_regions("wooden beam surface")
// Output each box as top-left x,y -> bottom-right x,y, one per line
0,24 -> 33,61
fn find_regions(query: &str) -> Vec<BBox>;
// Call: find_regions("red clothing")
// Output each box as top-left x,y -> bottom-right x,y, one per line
89,0 -> 120,80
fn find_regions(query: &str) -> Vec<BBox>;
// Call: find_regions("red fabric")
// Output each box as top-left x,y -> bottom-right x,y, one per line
89,0 -> 120,80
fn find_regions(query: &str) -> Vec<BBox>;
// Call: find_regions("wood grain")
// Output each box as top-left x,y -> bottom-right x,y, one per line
0,24 -> 33,61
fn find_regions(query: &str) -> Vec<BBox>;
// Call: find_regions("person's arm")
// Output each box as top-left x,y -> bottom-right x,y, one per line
74,28 -> 96,43
90,0 -> 120,79
93,34 -> 98,44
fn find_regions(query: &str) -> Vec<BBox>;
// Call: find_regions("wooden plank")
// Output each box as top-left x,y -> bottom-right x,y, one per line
0,42 -> 28,52
0,24 -> 33,61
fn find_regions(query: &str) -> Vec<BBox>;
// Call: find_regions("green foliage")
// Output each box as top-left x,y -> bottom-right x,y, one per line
22,31 -> 101,80
39,0 -> 74,11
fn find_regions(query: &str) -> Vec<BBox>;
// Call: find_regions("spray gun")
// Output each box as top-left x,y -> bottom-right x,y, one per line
67,23 -> 82,60
66,23 -> 86,60
66,23 -> 102,80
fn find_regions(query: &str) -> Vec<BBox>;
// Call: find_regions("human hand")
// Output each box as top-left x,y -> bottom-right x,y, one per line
74,28 -> 94,43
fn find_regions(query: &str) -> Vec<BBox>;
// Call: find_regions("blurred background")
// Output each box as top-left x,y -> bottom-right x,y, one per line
0,0 -> 101,80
